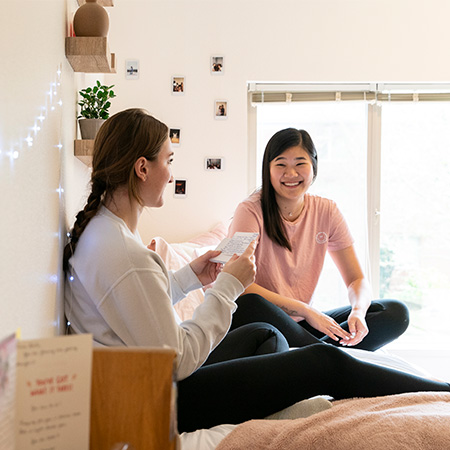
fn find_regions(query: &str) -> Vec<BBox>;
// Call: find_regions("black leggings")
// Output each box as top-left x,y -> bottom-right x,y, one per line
177,322 -> 450,432
230,294 -> 410,351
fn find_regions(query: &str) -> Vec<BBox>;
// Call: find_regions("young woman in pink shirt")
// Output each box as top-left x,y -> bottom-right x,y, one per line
229,127 -> 409,351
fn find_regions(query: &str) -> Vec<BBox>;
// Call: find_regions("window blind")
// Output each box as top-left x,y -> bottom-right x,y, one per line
248,83 -> 450,104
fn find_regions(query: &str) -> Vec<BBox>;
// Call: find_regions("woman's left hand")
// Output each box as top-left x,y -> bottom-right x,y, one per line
340,311 -> 369,346
189,250 -> 222,286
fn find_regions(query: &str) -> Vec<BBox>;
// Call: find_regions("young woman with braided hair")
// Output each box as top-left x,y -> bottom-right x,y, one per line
64,108 -> 450,433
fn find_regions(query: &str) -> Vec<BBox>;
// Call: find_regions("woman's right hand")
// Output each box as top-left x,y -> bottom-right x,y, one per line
304,305 -> 352,343
222,240 -> 257,289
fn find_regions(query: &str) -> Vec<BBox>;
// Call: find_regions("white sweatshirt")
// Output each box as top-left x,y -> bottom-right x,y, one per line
65,206 -> 244,380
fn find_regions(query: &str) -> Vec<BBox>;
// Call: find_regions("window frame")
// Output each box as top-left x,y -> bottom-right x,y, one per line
248,82 -> 450,298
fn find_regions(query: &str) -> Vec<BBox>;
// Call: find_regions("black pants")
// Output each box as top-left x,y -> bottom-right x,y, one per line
178,339 -> 450,432
230,294 -> 410,351
177,317 -> 449,433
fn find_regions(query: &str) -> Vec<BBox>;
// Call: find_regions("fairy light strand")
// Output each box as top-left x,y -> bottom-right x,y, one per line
0,64 -> 63,162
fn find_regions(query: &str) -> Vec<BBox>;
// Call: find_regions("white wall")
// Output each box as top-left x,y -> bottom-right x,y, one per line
2,0 -> 450,338
0,0 -> 90,338
104,0 -> 450,245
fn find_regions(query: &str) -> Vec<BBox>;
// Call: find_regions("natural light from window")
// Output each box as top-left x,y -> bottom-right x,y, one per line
256,99 -> 450,351
380,102 -> 450,349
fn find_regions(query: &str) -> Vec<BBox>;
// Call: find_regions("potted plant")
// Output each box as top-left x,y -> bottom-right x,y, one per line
78,80 -> 116,139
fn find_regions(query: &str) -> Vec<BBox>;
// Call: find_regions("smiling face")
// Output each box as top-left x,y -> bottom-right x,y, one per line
141,137 -> 174,208
269,145 -> 314,206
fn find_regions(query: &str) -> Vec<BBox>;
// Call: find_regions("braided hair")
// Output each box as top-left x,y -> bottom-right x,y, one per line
260,128 -> 318,251
63,108 -> 169,272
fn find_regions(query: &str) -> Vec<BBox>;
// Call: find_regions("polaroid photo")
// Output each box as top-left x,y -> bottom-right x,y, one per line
169,128 -> 181,146
174,179 -> 187,198
215,100 -> 228,119
172,76 -> 185,95
205,157 -> 225,171
211,55 -> 224,75
125,60 -> 139,79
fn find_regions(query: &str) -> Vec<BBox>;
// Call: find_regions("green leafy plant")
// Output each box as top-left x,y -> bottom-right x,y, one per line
78,80 -> 116,120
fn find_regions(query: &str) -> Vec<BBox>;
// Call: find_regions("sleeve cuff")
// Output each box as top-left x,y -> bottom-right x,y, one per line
206,271 -> 244,304
171,264 -> 203,295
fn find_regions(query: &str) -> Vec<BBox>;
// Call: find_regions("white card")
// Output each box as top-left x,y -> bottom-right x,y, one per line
15,334 -> 92,450
210,232 -> 259,264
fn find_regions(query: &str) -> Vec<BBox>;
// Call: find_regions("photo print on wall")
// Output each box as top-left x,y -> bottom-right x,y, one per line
211,55 -> 224,75
125,60 -> 139,79
215,100 -> 228,119
172,76 -> 185,95
205,157 -> 225,171
169,128 -> 181,146
174,179 -> 187,198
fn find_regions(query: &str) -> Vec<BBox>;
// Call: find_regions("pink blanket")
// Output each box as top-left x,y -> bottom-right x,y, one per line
217,392 -> 450,450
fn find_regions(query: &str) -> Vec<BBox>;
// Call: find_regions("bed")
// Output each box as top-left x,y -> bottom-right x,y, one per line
150,224 -> 450,450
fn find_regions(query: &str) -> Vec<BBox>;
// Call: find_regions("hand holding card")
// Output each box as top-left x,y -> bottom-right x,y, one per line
210,232 -> 259,264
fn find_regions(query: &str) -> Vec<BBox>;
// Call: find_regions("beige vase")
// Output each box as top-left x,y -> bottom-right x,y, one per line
73,0 -> 110,37
78,118 -> 105,140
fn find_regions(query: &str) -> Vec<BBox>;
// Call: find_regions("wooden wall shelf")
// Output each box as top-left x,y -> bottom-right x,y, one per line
77,0 -> 114,6
65,37 -> 116,73
74,140 -> 94,166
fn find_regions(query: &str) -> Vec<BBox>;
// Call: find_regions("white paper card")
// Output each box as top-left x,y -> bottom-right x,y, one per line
210,232 -> 259,264
15,334 -> 92,450
0,333 -> 17,450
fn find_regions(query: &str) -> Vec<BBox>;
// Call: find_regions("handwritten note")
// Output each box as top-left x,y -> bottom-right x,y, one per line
0,333 -> 17,450
15,334 -> 92,450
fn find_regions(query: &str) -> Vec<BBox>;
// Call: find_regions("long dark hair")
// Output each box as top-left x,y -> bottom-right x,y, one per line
261,128 -> 318,251
63,108 -> 168,272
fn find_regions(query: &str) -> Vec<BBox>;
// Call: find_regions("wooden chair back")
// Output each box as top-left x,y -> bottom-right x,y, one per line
90,347 -> 178,450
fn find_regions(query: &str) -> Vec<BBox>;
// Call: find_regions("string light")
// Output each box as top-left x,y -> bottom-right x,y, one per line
1,64 -> 63,163
2,64 -> 74,335
2,64 -> 66,310
49,275 -> 58,284
25,136 -> 33,147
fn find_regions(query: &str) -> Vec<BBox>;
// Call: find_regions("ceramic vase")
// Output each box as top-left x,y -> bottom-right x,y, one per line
73,0 -> 109,37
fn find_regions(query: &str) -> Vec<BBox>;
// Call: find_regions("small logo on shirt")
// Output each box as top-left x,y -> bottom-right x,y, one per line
316,232 -> 328,244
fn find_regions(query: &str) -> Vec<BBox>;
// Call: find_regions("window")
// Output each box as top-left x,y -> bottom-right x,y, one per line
380,102 -> 450,348
251,84 -> 450,350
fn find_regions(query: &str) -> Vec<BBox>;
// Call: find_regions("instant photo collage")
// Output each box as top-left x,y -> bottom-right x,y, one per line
125,55 -> 227,198
169,55 -> 226,198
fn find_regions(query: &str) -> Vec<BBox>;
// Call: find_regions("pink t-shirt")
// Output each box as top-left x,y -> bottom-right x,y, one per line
229,192 -> 353,306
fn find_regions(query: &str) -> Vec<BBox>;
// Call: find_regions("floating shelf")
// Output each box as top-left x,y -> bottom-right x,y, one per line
77,0 -> 114,6
74,140 -> 94,166
65,37 -> 116,73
